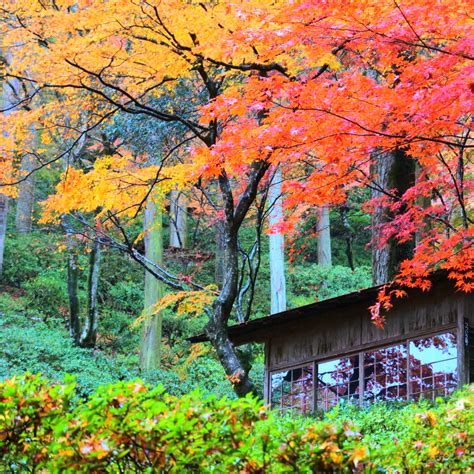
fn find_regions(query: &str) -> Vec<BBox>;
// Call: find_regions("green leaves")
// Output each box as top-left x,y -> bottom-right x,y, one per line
0,375 -> 472,472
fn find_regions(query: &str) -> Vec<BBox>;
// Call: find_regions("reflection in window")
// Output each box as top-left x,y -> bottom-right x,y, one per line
316,355 -> 359,411
364,343 -> 408,402
410,332 -> 457,400
316,356 -> 359,411
269,331 -> 458,414
270,365 -> 313,413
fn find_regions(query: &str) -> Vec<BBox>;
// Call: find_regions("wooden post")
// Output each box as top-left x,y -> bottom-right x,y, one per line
358,352 -> 364,406
457,298 -> 468,387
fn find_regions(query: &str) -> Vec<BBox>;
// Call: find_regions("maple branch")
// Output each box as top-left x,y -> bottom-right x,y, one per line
311,38 -> 351,80
196,54 -> 290,79
236,180 -> 269,323
63,58 -> 210,142
233,160 -> 271,229
272,100 -> 474,148
0,108 -> 118,187
72,212 -> 205,291
353,13 -> 474,62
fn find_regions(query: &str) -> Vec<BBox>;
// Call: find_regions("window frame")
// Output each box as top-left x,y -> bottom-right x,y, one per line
268,326 -> 459,412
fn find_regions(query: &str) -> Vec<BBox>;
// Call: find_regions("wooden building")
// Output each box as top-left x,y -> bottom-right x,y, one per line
191,272 -> 474,413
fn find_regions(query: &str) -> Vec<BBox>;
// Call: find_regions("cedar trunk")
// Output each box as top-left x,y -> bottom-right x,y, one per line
15,153 -> 36,234
268,167 -> 287,313
79,237 -> 101,348
0,195 -> 8,275
371,150 -> 415,285
140,197 -> 164,370
316,206 -> 332,267
169,191 -> 188,248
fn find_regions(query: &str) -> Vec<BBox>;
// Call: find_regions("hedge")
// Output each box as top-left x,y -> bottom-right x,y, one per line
0,374 -> 472,472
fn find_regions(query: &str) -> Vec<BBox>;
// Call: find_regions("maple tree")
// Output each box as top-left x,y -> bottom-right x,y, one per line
0,0 -> 472,394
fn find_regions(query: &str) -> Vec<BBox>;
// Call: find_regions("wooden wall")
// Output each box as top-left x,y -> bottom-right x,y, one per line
267,280 -> 465,372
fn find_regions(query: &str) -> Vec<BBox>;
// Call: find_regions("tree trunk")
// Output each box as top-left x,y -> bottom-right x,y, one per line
339,204 -> 355,270
215,224 -> 226,289
15,153 -> 36,234
61,215 -> 81,343
0,195 -> 8,276
140,196 -> 164,371
169,191 -> 188,248
371,151 -> 395,285
268,167 -> 287,313
316,206 -> 332,267
206,224 -> 255,396
205,164 -> 269,397
371,150 -> 415,285
67,245 -> 81,344
79,236 -> 101,348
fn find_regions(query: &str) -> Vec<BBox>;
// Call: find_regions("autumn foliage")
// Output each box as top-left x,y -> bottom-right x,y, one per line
1,374 -> 473,472
0,0 -> 472,388
1,0 -> 471,285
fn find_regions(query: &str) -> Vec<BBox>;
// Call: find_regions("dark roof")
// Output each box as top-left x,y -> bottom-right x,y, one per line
189,270 -> 450,345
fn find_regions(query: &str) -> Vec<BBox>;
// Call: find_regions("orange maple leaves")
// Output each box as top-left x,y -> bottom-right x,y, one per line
0,0 -> 472,311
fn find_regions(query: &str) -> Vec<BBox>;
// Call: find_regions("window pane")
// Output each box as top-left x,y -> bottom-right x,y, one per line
270,365 -> 313,414
363,343 -> 408,402
316,356 -> 359,411
409,332 -> 457,400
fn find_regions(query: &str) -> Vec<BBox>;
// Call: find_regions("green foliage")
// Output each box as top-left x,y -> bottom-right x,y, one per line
105,280 -> 143,315
287,264 -> 372,307
323,392 -> 474,472
22,269 -> 70,318
1,375 -> 472,472
0,304 -> 133,397
2,232 -> 63,287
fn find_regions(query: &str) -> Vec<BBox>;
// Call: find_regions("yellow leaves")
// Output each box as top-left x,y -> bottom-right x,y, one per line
39,153 -> 188,223
317,53 -> 342,72
349,446 -> 367,468
416,411 -> 437,427
132,285 -> 218,329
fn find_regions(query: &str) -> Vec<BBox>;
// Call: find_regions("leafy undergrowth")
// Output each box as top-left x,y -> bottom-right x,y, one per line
0,375 -> 472,473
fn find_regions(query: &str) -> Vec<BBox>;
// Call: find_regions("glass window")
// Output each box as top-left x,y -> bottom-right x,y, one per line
270,365 -> 313,414
269,331 -> 458,414
316,356 -> 359,411
409,332 -> 457,400
363,343 -> 408,402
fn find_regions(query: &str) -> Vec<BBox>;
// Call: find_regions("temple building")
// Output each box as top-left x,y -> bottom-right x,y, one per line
190,272 -> 474,414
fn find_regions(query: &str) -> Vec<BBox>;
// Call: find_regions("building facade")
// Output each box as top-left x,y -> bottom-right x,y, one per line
191,273 -> 474,414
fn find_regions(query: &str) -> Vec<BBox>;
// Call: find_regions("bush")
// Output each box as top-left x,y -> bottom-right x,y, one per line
287,264 -> 372,307
0,375 -> 472,473
0,307 -> 133,397
2,232 -> 63,287
22,269 -> 70,318
0,374 -> 372,472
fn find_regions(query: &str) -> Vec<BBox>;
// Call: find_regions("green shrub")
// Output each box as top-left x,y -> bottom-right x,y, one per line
22,269 -> 70,318
0,374 -> 373,472
2,232 -> 63,287
0,308 -> 133,397
106,280 -> 143,314
0,375 -> 472,473
287,264 -> 372,307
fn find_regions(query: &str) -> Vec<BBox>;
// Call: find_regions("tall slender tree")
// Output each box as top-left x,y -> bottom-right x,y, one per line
316,207 -> 332,267
169,190 -> 188,249
14,151 -> 35,234
0,194 -> 7,275
140,195 -> 164,370
268,166 -> 286,313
